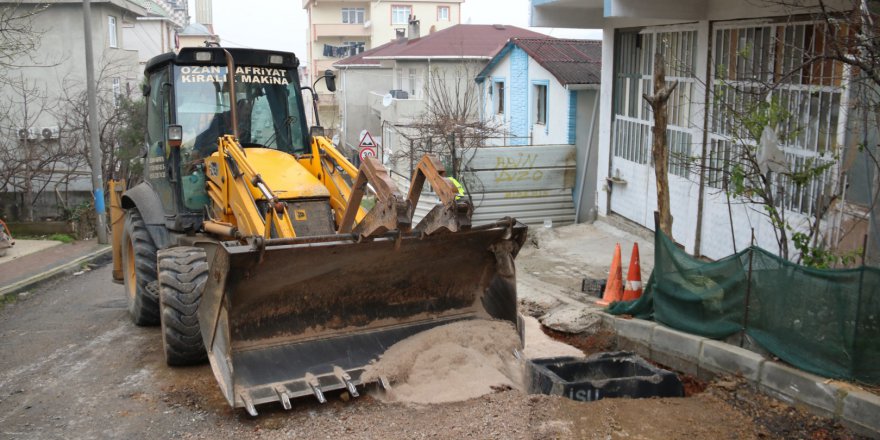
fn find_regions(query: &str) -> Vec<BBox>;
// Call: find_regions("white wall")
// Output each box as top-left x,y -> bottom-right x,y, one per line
527,59 -> 570,145
337,66 -> 393,157
370,1 -> 461,45
480,54 -> 511,146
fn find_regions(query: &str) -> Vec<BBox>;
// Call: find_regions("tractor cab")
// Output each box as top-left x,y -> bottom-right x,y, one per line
141,48 -> 311,229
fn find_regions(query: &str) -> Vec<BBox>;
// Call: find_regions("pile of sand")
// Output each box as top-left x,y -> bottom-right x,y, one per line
362,319 -> 524,404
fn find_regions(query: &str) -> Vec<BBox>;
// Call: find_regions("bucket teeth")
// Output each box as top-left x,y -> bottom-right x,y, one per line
240,393 -> 258,417
344,378 -> 359,398
334,367 -> 360,398
309,382 -> 327,404
274,386 -> 292,410
378,376 -> 391,390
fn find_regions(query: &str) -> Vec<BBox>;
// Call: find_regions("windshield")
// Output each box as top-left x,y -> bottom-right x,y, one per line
173,65 -> 308,159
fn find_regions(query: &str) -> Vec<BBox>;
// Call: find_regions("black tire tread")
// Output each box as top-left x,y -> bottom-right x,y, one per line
123,209 -> 159,326
158,246 -> 208,366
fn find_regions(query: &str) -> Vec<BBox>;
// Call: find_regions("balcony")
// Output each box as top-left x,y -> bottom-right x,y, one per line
314,23 -> 371,38
368,91 -> 424,123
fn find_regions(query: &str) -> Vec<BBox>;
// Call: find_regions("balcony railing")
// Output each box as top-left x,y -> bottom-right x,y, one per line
314,23 -> 370,38
368,91 -> 424,121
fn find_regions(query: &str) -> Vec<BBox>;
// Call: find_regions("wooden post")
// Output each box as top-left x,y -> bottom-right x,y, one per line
642,51 -> 678,238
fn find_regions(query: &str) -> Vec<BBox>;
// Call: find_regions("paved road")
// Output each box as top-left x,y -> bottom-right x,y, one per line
0,262 -> 212,438
0,242 -> 853,440
0,260 -> 577,440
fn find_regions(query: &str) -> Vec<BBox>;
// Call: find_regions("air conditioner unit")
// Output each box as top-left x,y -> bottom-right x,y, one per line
18,127 -> 40,140
41,126 -> 60,140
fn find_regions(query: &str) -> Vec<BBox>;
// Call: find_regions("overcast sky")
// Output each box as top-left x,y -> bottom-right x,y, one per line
193,0 -> 600,63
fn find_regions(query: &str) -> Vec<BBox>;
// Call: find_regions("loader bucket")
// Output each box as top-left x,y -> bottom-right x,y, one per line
196,220 -> 527,414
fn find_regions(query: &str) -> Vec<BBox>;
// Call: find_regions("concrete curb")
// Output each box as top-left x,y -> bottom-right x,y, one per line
601,313 -> 880,439
0,246 -> 112,299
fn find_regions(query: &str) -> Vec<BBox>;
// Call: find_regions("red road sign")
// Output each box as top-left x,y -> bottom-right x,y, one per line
359,130 -> 378,162
359,146 -> 377,161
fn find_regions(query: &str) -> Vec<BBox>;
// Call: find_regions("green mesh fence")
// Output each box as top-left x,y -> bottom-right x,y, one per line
608,228 -> 880,385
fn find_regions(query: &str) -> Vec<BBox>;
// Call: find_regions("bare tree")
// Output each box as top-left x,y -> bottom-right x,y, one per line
0,74 -> 86,221
0,1 -> 48,86
390,61 -> 506,196
643,51 -> 679,237
55,58 -> 139,195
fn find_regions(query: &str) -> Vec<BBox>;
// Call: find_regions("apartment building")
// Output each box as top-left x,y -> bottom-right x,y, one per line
302,0 -> 463,134
303,0 -> 462,82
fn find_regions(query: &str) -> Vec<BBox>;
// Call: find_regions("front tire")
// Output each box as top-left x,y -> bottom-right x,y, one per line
122,208 -> 159,326
158,247 -> 208,366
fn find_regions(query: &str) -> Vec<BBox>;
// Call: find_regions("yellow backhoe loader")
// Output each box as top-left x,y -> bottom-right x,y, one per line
109,47 -> 526,415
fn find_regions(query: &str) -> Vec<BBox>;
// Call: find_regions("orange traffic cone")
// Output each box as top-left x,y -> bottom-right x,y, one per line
622,243 -> 642,301
597,243 -> 623,306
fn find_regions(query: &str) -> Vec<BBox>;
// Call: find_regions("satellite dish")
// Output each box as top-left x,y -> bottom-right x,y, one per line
382,93 -> 393,107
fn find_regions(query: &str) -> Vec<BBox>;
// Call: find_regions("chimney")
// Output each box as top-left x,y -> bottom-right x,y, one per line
395,28 -> 406,42
408,15 -> 420,39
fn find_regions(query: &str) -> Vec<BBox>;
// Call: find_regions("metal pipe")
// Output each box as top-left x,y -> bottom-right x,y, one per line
204,220 -> 240,238
740,228 -> 755,348
222,48 -> 238,139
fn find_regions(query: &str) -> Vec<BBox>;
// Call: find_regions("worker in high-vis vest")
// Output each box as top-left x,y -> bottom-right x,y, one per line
448,177 -> 465,200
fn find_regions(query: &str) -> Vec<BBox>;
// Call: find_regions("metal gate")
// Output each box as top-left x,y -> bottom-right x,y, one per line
413,144 -> 578,227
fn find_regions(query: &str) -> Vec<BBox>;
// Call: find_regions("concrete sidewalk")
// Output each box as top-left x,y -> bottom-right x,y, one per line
0,238 -> 111,298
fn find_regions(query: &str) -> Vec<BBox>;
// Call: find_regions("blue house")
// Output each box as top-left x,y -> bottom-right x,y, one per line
476,38 -> 602,222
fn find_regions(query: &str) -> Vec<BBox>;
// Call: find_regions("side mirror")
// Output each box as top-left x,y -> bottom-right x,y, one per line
167,124 -> 183,149
142,83 -> 151,97
323,69 -> 336,92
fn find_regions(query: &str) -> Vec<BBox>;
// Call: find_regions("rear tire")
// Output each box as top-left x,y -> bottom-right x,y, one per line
122,208 -> 159,326
158,247 -> 208,366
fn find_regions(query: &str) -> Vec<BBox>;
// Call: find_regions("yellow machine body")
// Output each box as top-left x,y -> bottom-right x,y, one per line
110,47 -> 527,417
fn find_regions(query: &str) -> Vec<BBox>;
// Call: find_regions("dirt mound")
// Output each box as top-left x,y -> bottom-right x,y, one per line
362,319 -> 523,404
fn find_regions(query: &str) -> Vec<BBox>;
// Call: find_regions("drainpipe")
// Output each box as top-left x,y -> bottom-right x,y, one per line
574,86 -> 600,223
341,66 -> 347,152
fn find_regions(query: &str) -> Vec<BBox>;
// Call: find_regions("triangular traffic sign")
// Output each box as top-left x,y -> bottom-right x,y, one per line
359,131 -> 376,148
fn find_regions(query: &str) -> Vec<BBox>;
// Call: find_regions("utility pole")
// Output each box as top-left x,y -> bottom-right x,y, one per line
82,0 -> 108,243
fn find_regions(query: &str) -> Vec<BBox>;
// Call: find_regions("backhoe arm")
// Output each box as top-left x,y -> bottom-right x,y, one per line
296,136 -> 471,239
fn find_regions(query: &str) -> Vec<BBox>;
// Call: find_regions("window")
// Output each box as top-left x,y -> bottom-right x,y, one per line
407,68 -> 417,96
534,84 -> 547,125
108,16 -> 117,48
341,7 -> 365,24
112,78 -> 121,107
494,81 -> 504,115
391,5 -> 411,25
611,28 -> 697,176
437,6 -> 450,21
706,22 -> 845,215
396,66 -> 423,98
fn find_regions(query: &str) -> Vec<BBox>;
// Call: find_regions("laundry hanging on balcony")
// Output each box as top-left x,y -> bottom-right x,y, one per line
323,43 -> 365,58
